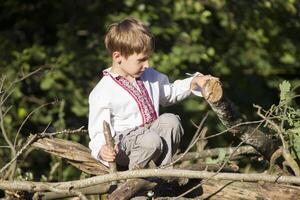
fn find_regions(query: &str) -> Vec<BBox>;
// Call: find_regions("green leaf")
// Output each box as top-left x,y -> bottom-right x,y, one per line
279,80 -> 291,102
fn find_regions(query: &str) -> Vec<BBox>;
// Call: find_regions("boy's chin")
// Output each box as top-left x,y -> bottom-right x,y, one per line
134,73 -> 143,77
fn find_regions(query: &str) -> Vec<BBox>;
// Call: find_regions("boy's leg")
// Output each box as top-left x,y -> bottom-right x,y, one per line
114,127 -> 163,170
150,113 -> 184,166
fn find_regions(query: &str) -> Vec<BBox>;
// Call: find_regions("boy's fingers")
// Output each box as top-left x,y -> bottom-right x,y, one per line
115,144 -> 119,153
99,144 -> 117,162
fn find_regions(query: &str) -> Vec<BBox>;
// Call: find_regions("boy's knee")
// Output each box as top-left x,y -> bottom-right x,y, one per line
142,132 -> 163,152
160,113 -> 181,128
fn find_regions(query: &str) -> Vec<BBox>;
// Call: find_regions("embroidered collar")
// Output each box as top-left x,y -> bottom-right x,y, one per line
102,68 -> 157,126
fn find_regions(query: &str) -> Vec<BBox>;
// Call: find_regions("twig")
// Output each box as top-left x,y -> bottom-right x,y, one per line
254,104 -> 286,148
202,118 -> 274,140
0,122 -> 51,176
0,66 -> 48,107
161,113 -> 208,168
268,148 -> 283,174
0,135 -> 38,175
255,104 -> 300,176
0,104 -> 16,179
40,126 -> 87,136
1,169 -> 300,193
14,101 -> 56,148
174,108 -> 273,199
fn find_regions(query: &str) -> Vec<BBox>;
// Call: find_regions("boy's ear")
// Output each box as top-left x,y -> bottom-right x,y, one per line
112,51 -> 122,63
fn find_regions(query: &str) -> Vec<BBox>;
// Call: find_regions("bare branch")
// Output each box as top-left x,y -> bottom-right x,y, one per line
14,101 -> 56,148
173,145 -> 258,162
0,169 -> 300,193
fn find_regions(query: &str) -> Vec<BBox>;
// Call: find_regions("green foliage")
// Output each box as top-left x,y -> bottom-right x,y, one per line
276,81 -> 300,160
279,81 -> 291,103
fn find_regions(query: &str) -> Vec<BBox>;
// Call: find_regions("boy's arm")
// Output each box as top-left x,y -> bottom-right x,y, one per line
190,74 -> 219,91
88,93 -> 115,165
157,72 -> 194,106
157,71 -> 214,105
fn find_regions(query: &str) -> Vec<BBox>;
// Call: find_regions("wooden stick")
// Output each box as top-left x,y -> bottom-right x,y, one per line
103,120 -> 117,173
103,120 -> 118,190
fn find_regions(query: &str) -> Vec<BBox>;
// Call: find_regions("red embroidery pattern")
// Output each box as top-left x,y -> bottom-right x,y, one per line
103,70 -> 157,126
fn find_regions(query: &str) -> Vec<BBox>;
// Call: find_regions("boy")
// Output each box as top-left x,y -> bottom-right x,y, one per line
88,17 -> 218,169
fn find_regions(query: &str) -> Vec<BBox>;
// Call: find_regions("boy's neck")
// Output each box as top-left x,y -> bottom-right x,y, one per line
111,63 -> 135,82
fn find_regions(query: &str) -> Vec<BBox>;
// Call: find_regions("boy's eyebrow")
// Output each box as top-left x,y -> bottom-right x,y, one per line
138,56 -> 149,61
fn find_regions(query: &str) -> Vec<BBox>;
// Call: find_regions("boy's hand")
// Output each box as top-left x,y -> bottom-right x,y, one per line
190,74 -> 219,90
98,144 -> 119,162
191,74 -> 223,103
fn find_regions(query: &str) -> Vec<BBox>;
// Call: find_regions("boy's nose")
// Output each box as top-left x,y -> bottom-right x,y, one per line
143,60 -> 149,68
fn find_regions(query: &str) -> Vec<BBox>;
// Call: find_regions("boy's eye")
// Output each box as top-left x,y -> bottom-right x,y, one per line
138,57 -> 148,62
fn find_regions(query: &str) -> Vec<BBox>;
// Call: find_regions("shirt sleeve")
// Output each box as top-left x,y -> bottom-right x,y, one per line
88,89 -> 113,166
157,71 -> 202,106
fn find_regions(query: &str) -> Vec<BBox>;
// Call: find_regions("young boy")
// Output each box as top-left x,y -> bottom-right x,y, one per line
88,17 -> 218,169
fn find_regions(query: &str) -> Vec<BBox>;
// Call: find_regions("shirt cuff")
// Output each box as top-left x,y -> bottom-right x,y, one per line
186,72 -> 203,97
89,134 -> 109,166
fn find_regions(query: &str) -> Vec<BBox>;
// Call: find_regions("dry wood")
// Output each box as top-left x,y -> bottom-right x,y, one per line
32,137 -> 109,175
201,78 -> 223,103
173,145 -> 258,162
35,184 -> 111,200
106,161 -> 239,200
0,170 -> 300,199
201,180 -> 300,200
2,169 -> 300,192
103,120 -> 117,173
202,79 -> 275,159
108,179 -> 157,200
28,179 -> 300,200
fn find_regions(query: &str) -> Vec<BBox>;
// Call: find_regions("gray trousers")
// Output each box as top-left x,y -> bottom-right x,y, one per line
114,113 -> 184,170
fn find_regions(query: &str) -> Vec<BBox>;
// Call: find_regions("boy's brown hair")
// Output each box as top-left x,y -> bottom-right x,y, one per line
105,17 -> 154,58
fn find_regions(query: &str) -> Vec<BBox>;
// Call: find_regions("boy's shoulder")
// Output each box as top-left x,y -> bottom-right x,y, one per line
89,75 -> 112,100
142,67 -> 166,80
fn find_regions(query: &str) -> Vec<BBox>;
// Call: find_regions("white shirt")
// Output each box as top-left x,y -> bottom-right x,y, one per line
88,67 -> 202,162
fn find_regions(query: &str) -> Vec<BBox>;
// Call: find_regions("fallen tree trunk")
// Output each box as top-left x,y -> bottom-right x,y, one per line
1,170 -> 300,200
202,79 -> 276,159
38,179 -> 300,200
201,180 -> 300,200
1,169 -> 300,192
1,137 -> 297,200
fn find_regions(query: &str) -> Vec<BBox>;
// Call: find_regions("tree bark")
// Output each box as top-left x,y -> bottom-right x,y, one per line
202,79 -> 276,159
201,179 -> 300,200
32,137 -> 109,175
4,176 -> 299,200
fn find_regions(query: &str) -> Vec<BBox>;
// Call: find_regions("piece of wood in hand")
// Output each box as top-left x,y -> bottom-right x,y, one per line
202,79 -> 223,103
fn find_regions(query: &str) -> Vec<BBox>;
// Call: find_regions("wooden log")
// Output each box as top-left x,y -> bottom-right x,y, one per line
32,138 -> 109,175
108,179 -> 157,200
107,162 -> 239,200
173,145 -> 258,162
37,184 -> 111,199
202,79 -> 276,159
34,177 -> 300,200
201,180 -> 300,200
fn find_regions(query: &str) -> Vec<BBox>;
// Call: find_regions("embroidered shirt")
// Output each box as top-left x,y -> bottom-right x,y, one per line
88,67 -> 202,163
104,71 -> 157,125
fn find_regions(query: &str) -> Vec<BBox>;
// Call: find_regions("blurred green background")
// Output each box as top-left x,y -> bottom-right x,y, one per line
0,0 -> 299,183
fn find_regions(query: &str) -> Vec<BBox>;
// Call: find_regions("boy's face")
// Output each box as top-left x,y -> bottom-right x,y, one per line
118,52 -> 149,79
